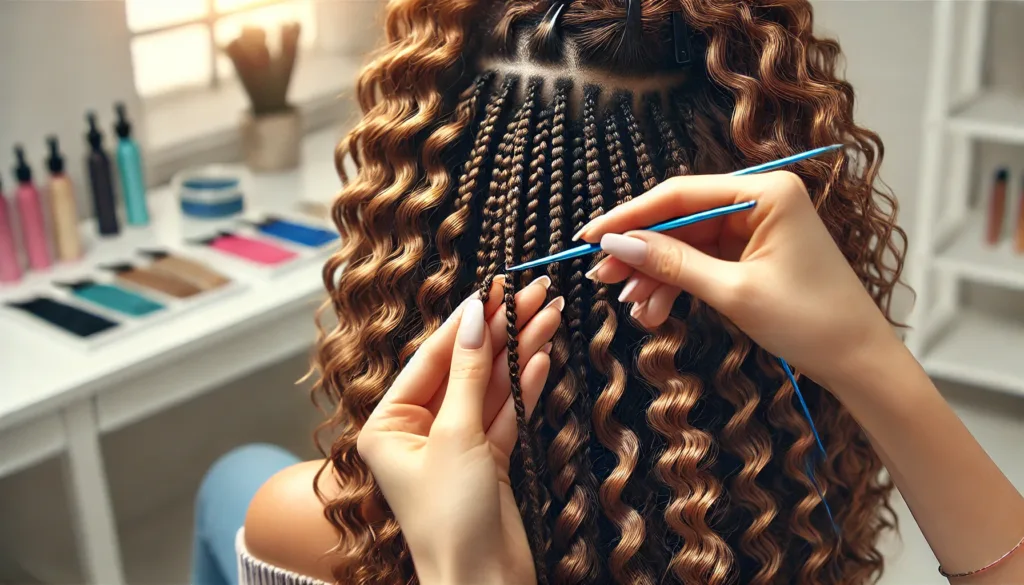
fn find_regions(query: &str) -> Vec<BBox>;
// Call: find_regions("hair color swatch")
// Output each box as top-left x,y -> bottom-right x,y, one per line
203,233 -> 298,265
66,282 -> 165,317
106,264 -> 203,298
254,218 -> 339,247
8,297 -> 118,337
141,250 -> 231,291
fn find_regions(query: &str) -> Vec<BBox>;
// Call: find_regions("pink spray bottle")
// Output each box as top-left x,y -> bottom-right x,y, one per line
0,174 -> 22,283
13,145 -> 52,270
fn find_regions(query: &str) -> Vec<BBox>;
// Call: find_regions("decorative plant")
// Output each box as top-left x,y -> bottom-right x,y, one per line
224,23 -> 301,116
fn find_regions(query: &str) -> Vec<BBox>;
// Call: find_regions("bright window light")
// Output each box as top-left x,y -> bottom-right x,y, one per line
126,0 -> 317,98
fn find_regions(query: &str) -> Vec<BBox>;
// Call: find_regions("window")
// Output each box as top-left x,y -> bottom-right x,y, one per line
127,0 -> 318,98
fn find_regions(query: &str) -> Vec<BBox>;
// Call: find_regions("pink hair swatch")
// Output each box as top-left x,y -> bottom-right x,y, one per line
209,234 -> 297,265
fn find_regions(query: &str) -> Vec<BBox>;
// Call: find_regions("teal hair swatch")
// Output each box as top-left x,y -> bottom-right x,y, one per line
71,283 -> 164,317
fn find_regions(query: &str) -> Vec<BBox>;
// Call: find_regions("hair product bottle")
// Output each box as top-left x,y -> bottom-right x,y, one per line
86,112 -> 120,236
114,103 -> 149,226
0,175 -> 22,283
13,146 -> 52,270
46,137 -> 82,262
986,167 -> 1008,246
1016,177 -> 1024,254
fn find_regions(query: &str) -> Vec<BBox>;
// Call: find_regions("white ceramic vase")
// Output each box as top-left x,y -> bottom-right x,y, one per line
240,108 -> 302,173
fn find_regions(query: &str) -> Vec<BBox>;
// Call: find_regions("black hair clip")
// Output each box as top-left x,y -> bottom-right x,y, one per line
671,11 -> 695,66
625,0 -> 642,41
532,0 -> 571,62
541,0 -> 570,31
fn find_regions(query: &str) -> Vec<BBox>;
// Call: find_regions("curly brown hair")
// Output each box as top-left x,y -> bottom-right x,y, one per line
310,1 -> 906,584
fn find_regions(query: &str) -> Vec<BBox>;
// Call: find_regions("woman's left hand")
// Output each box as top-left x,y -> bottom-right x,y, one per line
357,276 -> 561,585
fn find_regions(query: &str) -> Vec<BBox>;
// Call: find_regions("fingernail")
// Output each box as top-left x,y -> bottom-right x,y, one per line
457,299 -> 486,349
618,277 -> 640,303
585,258 -> 608,281
601,234 -> 648,265
528,274 -> 552,289
544,296 -> 565,313
571,228 -> 586,242
540,342 -> 553,354
630,300 -> 647,319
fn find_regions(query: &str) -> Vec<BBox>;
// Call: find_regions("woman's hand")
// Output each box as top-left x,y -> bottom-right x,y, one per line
575,170 -> 901,386
357,276 -> 561,585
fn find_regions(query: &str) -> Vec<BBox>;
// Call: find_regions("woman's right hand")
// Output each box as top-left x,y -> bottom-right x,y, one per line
575,170 -> 902,387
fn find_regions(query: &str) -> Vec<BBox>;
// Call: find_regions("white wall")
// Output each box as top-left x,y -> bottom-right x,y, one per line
0,0 -> 139,218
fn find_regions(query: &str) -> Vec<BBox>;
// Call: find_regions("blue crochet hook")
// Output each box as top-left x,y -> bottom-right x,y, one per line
505,143 -> 842,273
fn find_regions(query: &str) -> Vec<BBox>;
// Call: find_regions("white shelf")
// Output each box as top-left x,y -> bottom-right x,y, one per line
922,310 -> 1024,397
949,91 -> 1024,144
935,212 -> 1024,290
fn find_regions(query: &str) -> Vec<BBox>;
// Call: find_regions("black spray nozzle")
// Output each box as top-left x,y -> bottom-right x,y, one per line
114,102 -> 132,139
86,111 -> 104,149
100,263 -> 136,274
46,136 -> 65,175
57,280 -> 96,291
139,249 -> 169,260
996,167 -> 1010,182
13,145 -> 32,183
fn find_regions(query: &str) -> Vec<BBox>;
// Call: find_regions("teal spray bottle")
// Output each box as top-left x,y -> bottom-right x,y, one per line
113,103 -> 149,226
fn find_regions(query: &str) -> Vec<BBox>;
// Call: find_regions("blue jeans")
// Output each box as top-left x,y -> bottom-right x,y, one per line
191,443 -> 301,585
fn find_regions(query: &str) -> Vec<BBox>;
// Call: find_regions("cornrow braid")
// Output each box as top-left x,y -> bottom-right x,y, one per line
648,97 -> 690,178
501,78 -> 549,584
524,106 -> 556,555
406,72 -> 497,355
604,105 -> 633,207
479,77 -> 522,303
522,107 -> 553,283
547,131 -> 603,585
547,80 -> 571,290
473,76 -> 517,294
620,94 -> 657,192
589,87 -> 653,585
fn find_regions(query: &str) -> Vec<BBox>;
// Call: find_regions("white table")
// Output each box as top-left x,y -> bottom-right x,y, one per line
0,126 -> 347,584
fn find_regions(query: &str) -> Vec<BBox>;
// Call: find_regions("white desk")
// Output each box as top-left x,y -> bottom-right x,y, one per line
0,126 -> 346,584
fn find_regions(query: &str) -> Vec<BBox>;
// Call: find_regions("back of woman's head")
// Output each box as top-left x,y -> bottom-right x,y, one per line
313,2 -> 905,584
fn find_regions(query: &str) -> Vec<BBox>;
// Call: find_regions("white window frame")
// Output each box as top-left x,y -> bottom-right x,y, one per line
128,0 -> 302,95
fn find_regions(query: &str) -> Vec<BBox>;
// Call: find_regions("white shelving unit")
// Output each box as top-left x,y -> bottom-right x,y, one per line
908,0 -> 1024,397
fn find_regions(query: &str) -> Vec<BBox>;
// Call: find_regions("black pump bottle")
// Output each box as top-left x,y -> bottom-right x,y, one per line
86,112 -> 119,236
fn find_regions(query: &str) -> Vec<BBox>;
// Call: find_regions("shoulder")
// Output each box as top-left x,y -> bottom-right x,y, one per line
244,459 -> 340,584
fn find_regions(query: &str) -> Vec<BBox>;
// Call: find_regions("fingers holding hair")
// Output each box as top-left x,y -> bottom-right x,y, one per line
600,230 -> 740,311
572,171 -> 806,244
433,299 -> 492,435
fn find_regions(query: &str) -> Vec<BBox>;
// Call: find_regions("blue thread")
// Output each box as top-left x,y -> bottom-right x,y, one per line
779,356 -> 839,536
779,358 -> 826,458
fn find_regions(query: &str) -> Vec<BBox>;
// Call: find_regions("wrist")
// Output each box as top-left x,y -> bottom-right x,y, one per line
419,570 -> 514,585
816,323 -> 913,401
414,554 -> 517,585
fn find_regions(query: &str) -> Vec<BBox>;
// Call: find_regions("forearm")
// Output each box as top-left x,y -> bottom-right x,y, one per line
823,338 -> 1024,583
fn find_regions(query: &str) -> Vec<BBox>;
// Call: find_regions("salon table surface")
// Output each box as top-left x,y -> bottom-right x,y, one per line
0,126 -> 347,463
